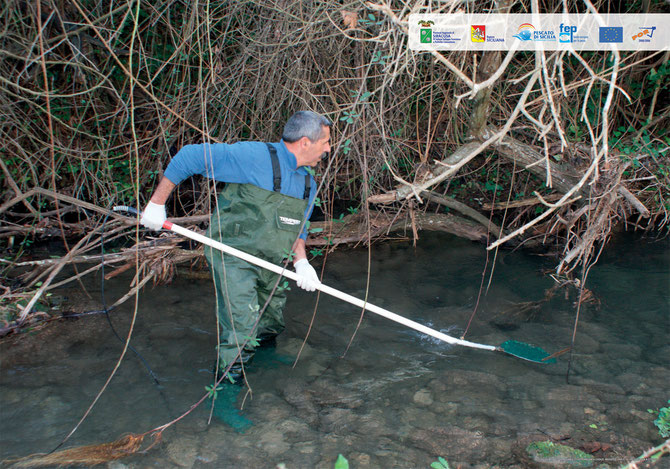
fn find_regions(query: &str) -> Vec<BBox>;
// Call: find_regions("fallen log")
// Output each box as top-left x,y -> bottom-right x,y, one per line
306,210 -> 490,247
490,133 -> 586,197
367,190 -> 505,239
420,191 -> 505,238
481,193 -> 563,211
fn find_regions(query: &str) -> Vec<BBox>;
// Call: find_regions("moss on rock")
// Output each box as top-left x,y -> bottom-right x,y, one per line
525,440 -> 594,468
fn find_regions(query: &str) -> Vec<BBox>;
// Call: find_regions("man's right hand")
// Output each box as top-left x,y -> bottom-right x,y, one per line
140,201 -> 167,230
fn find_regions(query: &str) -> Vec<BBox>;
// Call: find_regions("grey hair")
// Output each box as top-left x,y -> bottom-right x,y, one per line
282,111 -> 332,143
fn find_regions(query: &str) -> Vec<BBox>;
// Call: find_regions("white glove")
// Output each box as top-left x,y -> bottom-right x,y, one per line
294,258 -> 320,292
140,201 -> 166,230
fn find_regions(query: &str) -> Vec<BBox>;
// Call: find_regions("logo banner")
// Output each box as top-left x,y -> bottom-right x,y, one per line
409,13 -> 669,51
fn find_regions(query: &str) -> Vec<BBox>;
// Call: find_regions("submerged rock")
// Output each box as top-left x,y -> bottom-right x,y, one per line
280,379 -> 318,419
602,342 -> 642,361
310,381 -> 365,409
106,462 -> 131,469
525,440 -> 594,468
439,369 -> 509,395
409,426 -> 487,461
305,360 -> 327,377
251,392 -> 293,422
650,345 -> 670,366
165,435 -> 199,468
355,410 -> 398,438
348,451 -> 372,467
413,388 -> 434,406
256,429 -> 290,457
277,337 -> 311,355
318,407 -> 355,433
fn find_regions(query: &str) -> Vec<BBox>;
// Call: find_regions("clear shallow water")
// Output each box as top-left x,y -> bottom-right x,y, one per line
1,232 -> 668,468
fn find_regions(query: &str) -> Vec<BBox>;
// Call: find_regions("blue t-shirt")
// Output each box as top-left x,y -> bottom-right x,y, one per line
164,140 -> 317,240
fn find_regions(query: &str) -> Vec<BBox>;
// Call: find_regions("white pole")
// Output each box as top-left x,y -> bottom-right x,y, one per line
165,221 -> 497,352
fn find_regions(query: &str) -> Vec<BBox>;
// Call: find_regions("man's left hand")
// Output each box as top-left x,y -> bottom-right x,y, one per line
294,259 -> 320,292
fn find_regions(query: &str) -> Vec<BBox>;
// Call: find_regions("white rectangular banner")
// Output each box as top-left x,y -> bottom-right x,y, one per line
408,13 -> 669,51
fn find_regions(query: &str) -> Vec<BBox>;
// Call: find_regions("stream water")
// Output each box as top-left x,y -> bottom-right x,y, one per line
1,232 -> 668,468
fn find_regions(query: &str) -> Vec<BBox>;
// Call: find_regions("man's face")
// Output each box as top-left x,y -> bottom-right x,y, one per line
303,126 -> 331,167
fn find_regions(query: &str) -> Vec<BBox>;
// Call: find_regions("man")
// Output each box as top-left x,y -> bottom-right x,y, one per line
140,111 -> 331,384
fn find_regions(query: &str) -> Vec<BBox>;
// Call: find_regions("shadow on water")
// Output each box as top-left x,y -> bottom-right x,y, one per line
1,232 -> 668,467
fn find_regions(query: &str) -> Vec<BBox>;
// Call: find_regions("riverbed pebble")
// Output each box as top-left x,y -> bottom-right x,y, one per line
277,337 -> 313,359
349,451 -> 372,467
256,428 -> 290,457
355,410 -> 397,437
318,407 -> 355,433
106,462 -> 131,469
410,426 -> 488,461
166,435 -> 198,468
413,388 -> 434,406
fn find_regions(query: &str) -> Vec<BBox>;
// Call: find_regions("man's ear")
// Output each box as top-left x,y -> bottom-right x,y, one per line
300,136 -> 311,149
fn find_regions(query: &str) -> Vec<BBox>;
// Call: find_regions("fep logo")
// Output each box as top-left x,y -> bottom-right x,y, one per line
632,26 -> 656,42
559,23 -> 577,42
471,25 -> 485,42
558,23 -> 587,44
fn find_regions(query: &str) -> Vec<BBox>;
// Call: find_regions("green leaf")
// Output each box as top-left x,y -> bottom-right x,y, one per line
484,181 -> 502,192
243,335 -> 260,347
282,248 -> 296,261
205,383 -> 222,398
334,454 -> 349,469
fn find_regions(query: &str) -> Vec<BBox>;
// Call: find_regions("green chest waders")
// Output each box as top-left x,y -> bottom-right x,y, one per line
204,144 -> 311,376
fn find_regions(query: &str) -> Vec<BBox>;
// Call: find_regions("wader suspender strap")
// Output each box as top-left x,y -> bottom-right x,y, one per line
265,143 -> 311,200
303,174 -> 311,200
266,143 -> 282,193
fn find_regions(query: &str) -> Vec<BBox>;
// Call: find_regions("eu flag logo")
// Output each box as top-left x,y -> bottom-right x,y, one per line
599,27 -> 623,43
